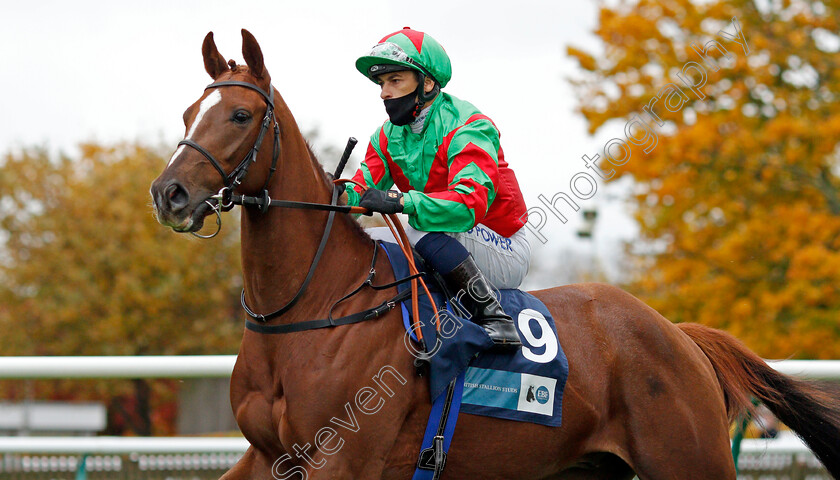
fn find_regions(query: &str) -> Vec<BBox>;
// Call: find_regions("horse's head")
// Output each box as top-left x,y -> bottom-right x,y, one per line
151,29 -> 279,233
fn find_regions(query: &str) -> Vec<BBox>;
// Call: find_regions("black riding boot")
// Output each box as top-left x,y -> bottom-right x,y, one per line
443,256 -> 522,351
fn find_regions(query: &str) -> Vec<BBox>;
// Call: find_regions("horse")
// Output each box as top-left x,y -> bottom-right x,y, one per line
150,30 -> 840,480
527,385 -> 536,404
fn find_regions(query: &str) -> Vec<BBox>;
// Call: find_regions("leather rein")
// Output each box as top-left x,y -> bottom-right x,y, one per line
177,79 -> 440,347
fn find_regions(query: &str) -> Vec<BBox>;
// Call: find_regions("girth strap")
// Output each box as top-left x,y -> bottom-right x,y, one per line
415,377 -> 459,479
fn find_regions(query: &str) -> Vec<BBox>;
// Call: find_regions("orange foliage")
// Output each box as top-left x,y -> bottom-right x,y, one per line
0,143 -> 243,434
569,0 -> 840,358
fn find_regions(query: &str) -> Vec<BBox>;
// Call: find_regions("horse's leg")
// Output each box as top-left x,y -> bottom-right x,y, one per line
551,453 -> 635,479
621,394 -> 736,480
577,287 -> 737,480
219,447 -> 275,480
613,359 -> 736,480
218,447 -> 252,480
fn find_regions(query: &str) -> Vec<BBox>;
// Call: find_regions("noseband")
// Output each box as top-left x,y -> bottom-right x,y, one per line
177,80 -> 281,237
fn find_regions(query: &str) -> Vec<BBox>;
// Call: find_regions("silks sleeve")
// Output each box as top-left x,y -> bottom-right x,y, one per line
346,130 -> 395,207
403,118 -> 500,232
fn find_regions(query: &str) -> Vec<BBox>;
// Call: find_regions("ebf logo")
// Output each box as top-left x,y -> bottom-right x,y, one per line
535,386 -> 550,405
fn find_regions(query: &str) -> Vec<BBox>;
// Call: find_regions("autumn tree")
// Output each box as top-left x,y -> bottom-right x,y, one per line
0,142 -> 243,434
568,0 -> 840,358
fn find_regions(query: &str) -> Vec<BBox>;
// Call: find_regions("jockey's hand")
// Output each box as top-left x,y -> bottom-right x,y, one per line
359,189 -> 404,215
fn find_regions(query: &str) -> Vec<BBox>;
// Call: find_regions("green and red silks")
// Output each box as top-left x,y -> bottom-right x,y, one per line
347,93 -> 528,237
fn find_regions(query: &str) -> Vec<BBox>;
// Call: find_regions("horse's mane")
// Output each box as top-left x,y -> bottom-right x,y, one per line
302,139 -> 372,241
226,62 -> 372,242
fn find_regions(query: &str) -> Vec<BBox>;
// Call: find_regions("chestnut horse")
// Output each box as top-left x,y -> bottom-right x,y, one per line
151,30 -> 840,480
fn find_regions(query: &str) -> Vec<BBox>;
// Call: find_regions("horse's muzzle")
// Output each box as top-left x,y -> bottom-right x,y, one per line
150,179 -> 206,232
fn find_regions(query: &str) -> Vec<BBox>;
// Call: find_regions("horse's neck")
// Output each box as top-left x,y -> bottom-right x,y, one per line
239,106 -> 374,324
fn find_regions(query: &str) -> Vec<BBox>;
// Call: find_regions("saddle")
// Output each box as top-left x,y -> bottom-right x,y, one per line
378,237 -> 569,480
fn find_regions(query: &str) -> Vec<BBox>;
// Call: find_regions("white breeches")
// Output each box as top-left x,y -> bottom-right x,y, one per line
366,224 -> 531,289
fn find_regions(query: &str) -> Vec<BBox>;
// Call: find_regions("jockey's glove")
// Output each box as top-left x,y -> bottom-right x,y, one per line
359,189 -> 403,215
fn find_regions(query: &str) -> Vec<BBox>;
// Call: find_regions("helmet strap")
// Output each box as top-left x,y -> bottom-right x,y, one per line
414,74 -> 440,117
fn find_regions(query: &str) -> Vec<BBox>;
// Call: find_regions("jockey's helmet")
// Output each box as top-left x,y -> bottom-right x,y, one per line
356,27 -> 452,88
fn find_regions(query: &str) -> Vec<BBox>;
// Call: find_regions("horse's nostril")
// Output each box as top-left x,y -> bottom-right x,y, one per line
165,183 -> 190,211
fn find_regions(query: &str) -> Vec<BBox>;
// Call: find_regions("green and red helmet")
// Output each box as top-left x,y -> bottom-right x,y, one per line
356,27 -> 452,88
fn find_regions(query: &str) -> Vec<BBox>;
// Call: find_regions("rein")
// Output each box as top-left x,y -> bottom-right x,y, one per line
238,180 -> 440,348
178,78 -> 440,347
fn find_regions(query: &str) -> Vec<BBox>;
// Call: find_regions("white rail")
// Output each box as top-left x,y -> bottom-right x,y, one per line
0,434 -> 807,455
739,433 -> 811,454
0,436 -> 248,453
0,355 -> 235,379
0,356 -> 838,380
766,359 -> 840,380
0,356 -> 835,457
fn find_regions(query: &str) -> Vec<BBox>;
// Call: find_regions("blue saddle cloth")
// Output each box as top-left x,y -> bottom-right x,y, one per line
379,241 -> 569,427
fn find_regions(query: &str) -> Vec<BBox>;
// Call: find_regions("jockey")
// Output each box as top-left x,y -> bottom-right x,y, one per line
344,27 -> 531,350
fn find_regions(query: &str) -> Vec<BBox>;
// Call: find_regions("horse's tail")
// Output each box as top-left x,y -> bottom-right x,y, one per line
678,322 -> 840,478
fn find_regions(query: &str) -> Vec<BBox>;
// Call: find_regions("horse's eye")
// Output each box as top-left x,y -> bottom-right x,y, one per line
232,111 -> 251,124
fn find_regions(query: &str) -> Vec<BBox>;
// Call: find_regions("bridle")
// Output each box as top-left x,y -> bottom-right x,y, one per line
177,80 -> 281,238
177,79 -> 363,237
171,78 -> 440,354
173,78 -> 368,324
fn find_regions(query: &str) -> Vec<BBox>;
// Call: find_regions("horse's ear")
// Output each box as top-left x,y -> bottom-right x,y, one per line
241,29 -> 268,81
202,32 -> 229,79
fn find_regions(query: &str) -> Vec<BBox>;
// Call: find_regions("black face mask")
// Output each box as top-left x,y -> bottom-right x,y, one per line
384,90 -> 419,126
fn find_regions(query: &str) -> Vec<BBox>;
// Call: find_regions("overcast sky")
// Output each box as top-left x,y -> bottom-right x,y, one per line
1,0 -> 638,286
